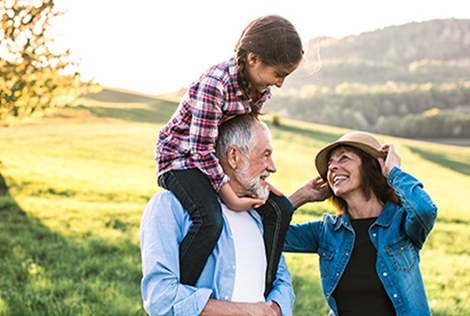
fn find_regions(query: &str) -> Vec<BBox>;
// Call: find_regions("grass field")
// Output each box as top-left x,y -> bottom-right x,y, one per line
1,88 -> 469,315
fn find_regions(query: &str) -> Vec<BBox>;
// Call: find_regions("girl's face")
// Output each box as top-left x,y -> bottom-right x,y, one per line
246,53 -> 299,94
327,146 -> 363,200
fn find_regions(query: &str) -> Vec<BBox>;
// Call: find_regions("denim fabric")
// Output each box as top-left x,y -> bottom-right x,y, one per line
256,192 -> 295,298
158,169 -> 223,286
160,169 -> 296,292
140,191 -> 295,316
284,167 -> 438,316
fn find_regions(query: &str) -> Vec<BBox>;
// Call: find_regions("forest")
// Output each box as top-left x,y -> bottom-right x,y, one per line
265,18 -> 470,139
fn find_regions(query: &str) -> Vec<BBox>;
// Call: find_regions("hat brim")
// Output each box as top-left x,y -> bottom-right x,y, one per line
315,140 -> 385,181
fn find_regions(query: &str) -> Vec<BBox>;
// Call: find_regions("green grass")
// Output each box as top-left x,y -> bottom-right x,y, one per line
1,87 -> 469,315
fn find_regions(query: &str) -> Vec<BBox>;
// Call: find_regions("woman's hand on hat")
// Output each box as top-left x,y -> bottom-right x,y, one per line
378,144 -> 401,178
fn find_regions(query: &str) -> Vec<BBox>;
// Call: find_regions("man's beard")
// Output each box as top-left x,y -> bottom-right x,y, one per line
234,159 -> 270,200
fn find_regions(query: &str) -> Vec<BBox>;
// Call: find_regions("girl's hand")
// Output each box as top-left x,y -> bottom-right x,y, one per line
378,143 -> 401,178
231,195 -> 268,211
219,183 -> 267,211
266,180 -> 283,196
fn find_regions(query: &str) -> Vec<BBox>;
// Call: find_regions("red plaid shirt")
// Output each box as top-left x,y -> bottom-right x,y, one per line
155,58 -> 271,191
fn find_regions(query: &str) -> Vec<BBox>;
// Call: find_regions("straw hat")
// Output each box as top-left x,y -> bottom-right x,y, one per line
315,131 -> 385,181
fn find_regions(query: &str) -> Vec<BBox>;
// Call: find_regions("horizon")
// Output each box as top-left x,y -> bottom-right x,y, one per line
56,0 -> 470,95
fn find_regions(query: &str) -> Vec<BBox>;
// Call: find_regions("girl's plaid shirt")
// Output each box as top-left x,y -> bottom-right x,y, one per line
155,57 -> 271,191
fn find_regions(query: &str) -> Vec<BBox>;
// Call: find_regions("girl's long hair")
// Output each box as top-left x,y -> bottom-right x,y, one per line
235,15 -> 303,116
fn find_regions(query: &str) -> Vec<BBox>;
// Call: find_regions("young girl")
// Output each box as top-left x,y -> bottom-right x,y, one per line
155,15 -> 304,291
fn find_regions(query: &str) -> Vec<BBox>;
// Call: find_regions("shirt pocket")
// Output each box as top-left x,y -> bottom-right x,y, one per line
318,245 -> 336,278
385,237 -> 418,272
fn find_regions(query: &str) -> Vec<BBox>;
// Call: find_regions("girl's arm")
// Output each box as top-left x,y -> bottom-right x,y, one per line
219,183 -> 268,211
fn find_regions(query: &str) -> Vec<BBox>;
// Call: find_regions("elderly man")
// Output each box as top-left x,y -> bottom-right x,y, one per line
140,114 -> 296,316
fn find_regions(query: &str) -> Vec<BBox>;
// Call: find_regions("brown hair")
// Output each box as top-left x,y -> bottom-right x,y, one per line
327,146 -> 402,215
235,15 -> 304,116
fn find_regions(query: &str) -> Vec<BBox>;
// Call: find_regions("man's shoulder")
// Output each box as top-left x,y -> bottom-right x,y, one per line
149,189 -> 179,203
144,190 -> 186,219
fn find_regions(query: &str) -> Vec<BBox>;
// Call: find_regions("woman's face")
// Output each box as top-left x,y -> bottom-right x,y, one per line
327,146 -> 363,199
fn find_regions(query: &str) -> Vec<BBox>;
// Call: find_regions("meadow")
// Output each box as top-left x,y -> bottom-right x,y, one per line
0,88 -> 469,315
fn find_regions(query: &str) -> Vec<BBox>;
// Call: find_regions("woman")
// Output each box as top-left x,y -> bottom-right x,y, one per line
285,131 -> 438,316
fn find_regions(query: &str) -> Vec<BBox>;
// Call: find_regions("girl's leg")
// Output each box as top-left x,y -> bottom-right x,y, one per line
255,192 -> 295,298
159,168 -> 223,286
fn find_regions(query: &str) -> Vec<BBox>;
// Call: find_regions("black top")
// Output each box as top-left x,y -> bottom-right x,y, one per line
332,217 -> 396,316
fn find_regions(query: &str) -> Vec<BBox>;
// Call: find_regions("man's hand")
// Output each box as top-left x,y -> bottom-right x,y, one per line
200,299 -> 281,316
288,176 -> 331,208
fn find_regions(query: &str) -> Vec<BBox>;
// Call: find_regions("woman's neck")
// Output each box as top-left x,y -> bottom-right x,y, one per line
345,193 -> 384,219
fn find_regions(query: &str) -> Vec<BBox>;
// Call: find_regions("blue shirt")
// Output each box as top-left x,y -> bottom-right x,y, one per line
140,191 -> 295,316
284,167 -> 438,316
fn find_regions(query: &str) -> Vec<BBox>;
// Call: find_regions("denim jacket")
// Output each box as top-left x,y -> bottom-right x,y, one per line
284,167 -> 438,316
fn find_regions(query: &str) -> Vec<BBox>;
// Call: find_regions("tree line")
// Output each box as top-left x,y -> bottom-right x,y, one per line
267,80 -> 470,138
267,19 -> 470,139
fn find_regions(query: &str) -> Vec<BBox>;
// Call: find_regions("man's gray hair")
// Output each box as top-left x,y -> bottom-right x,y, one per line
216,114 -> 269,158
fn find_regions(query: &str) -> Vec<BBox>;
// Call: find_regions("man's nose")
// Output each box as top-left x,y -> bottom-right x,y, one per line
267,157 -> 277,173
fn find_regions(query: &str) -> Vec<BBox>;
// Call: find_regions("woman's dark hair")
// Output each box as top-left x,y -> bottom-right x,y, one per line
328,145 -> 402,215
235,15 -> 304,116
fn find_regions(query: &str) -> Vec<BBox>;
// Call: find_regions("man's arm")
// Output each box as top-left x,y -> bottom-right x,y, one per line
140,192 -> 212,316
141,192 -> 284,316
265,255 -> 295,316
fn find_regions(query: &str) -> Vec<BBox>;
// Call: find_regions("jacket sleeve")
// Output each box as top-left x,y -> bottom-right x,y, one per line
283,220 -> 322,253
387,166 -> 438,249
140,192 -> 212,316
266,255 -> 295,316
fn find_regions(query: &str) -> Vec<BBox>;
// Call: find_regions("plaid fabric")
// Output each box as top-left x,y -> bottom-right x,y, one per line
155,58 -> 271,191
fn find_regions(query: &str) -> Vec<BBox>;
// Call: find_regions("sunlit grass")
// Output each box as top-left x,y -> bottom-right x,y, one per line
0,87 -> 469,315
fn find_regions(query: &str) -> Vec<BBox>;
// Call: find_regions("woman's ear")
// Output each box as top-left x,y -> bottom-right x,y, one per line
247,52 -> 259,67
227,146 -> 240,169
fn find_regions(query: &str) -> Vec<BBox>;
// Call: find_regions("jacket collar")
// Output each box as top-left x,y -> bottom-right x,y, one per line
333,201 -> 398,230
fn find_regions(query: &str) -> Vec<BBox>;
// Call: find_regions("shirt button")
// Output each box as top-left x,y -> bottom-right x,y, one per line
232,265 -> 235,270
345,253 -> 349,256
373,233 -> 377,237
393,294 -> 398,298
230,235 -> 233,239
383,272 -> 388,277
336,273 -> 339,276
224,296 -> 229,300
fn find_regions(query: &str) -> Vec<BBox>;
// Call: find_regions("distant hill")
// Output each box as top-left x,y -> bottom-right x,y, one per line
309,18 -> 470,65
265,18 -> 470,140
282,18 -> 470,89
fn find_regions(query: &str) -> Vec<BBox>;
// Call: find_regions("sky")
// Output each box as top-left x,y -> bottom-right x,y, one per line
55,0 -> 470,95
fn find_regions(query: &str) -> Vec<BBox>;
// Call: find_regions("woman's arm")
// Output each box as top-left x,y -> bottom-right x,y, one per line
287,176 -> 330,208
379,143 -> 438,248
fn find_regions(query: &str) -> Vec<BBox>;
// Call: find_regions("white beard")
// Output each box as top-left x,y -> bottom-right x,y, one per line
234,159 -> 270,200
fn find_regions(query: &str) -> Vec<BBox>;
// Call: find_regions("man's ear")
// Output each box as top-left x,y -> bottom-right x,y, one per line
227,146 -> 240,169
247,52 -> 259,67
